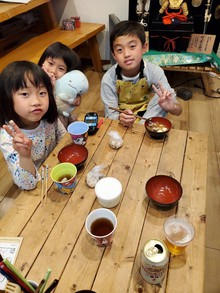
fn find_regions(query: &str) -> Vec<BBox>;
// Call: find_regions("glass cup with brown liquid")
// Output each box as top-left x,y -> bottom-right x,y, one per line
85,208 -> 117,246
163,215 -> 195,255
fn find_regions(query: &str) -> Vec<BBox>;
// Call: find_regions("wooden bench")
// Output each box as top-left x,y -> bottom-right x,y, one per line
0,22 -> 105,72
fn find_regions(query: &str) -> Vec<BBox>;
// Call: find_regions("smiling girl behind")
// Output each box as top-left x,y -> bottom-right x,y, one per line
0,61 -> 66,190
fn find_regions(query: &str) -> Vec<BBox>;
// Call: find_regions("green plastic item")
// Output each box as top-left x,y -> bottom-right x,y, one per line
143,50 -> 220,71
3,259 -> 35,292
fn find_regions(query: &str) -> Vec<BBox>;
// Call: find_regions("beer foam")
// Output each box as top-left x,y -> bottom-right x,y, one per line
165,221 -> 192,244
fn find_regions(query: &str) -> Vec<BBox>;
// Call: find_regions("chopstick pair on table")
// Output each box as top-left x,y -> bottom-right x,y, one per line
33,268 -> 51,293
108,106 -> 149,121
34,268 -> 59,293
36,269 -> 59,293
41,165 -> 49,206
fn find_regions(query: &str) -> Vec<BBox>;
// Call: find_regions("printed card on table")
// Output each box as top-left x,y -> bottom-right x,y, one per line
0,237 -> 23,290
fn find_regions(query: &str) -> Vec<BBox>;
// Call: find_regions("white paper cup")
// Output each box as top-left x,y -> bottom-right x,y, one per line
95,177 -> 122,208
85,208 -> 117,246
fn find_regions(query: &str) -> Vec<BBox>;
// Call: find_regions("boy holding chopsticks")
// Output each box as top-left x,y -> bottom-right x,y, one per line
101,20 -> 182,127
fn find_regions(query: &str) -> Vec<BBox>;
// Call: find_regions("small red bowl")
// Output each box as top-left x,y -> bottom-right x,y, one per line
145,175 -> 182,208
145,117 -> 172,139
58,144 -> 88,169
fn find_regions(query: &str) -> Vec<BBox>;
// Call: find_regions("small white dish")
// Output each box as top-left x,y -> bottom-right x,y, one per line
95,177 -> 122,208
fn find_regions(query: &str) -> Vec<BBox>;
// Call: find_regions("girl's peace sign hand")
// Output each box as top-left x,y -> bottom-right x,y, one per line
3,120 -> 32,158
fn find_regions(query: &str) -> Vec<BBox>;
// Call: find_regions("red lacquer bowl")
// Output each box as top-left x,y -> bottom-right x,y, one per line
145,117 -> 172,139
145,175 -> 182,208
58,144 -> 88,169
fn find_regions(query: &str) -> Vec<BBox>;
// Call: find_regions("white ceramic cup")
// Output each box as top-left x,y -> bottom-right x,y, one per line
95,177 -> 122,208
85,208 -> 117,246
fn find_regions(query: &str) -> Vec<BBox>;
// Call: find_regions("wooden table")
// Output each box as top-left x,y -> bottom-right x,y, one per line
0,118 -> 207,292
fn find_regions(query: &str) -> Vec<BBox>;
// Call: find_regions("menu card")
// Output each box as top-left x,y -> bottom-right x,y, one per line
0,237 -> 23,290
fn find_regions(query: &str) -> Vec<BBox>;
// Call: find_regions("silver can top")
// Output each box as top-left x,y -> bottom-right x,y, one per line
143,239 -> 168,263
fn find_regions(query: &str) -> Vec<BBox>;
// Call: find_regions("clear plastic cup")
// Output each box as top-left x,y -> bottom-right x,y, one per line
163,215 -> 195,255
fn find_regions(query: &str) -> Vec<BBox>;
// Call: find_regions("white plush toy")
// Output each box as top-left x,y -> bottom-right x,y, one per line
55,70 -> 89,117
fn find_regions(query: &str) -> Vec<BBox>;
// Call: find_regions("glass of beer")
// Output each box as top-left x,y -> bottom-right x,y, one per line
163,215 -> 195,255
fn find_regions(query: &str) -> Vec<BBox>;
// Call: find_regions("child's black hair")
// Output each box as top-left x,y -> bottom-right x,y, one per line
38,42 -> 81,71
0,60 -> 58,128
110,20 -> 146,53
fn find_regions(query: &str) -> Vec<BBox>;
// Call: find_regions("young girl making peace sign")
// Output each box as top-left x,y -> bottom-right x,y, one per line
0,61 -> 66,190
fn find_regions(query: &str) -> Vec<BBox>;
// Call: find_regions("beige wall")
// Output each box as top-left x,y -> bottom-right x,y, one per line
52,0 -> 129,60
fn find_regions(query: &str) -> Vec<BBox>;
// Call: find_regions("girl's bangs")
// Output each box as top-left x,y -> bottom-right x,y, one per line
15,71 -> 44,91
25,71 -> 43,87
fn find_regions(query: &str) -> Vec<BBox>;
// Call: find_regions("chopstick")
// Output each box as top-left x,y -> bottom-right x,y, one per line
34,279 -> 45,293
45,165 -> 49,204
41,167 -> 45,206
41,164 -> 49,206
108,106 -> 148,121
44,279 -> 59,293
39,268 -> 51,293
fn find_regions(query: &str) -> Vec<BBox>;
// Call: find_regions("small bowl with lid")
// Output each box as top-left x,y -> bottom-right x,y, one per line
95,177 -> 122,208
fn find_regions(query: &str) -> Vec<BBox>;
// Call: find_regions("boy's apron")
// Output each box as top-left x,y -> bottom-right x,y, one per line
115,61 -> 153,122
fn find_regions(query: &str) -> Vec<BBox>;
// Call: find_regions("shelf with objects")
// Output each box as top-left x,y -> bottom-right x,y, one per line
129,0 -> 220,95
129,0 -> 220,53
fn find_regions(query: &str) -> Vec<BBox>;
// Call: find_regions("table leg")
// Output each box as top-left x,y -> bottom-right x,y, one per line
87,36 -> 103,72
201,73 -> 212,96
40,1 -> 57,30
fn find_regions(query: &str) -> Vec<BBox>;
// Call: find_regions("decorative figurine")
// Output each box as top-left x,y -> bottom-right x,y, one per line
136,0 -> 151,27
159,0 -> 189,24
159,0 -> 189,16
